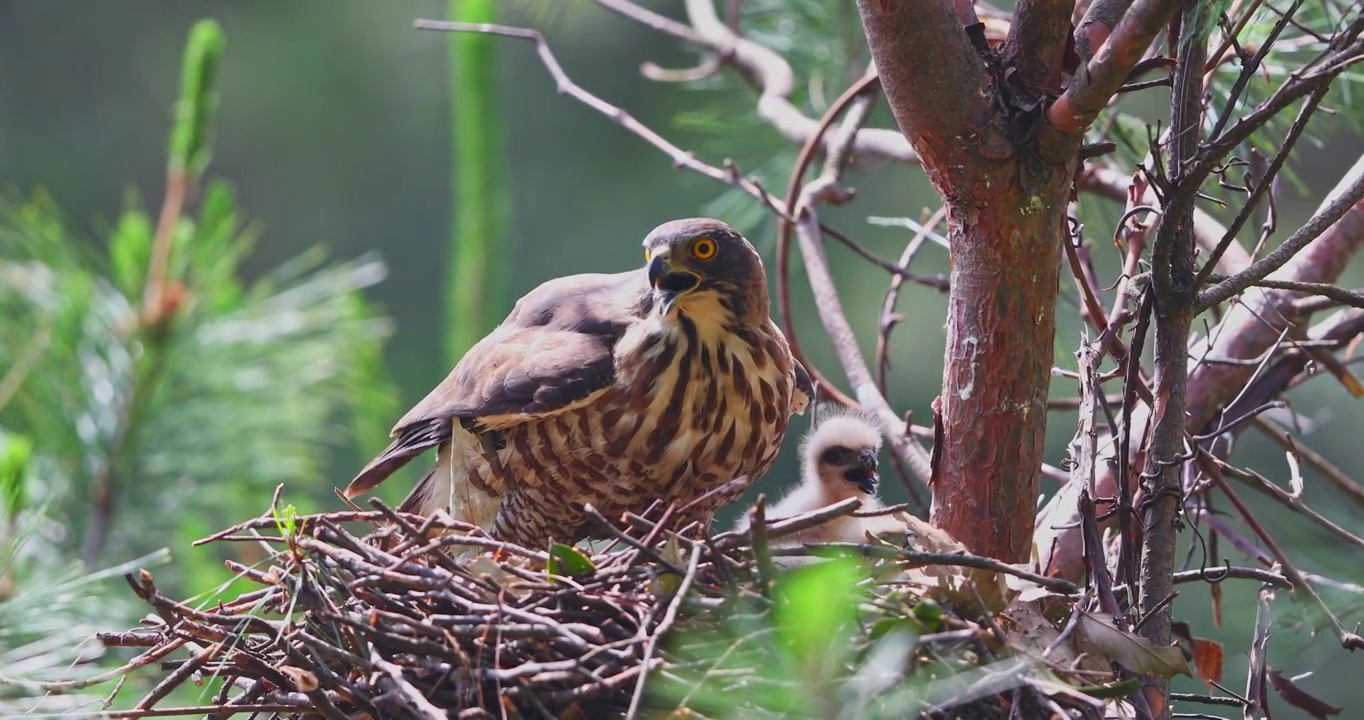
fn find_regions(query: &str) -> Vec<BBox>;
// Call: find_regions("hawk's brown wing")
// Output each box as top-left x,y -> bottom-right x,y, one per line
346,270 -> 647,497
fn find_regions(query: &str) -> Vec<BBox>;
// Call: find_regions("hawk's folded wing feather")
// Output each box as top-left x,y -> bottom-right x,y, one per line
345,270 -> 647,497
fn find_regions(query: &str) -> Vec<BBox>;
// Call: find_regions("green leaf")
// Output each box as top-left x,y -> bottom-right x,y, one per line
913,599 -> 945,629
168,19 -> 226,179
0,434 -> 33,521
272,503 -> 299,539
773,556 -> 864,665
546,542 -> 595,578
108,201 -> 153,299
869,615 -> 923,642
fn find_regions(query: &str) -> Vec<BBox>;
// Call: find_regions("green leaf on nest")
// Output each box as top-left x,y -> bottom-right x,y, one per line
547,542 -> 595,578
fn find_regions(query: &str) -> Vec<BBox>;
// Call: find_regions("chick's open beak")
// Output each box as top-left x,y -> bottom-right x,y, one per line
648,254 -> 700,315
843,449 -> 880,494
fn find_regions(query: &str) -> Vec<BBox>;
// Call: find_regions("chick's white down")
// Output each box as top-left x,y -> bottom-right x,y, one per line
734,409 -> 903,544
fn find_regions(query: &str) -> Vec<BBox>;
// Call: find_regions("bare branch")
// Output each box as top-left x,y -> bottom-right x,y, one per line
412,21 -> 791,213
1079,165 -> 1251,275
1006,0 -> 1076,96
1252,418 -> 1364,511
1200,155 -> 1364,308
594,0 -> 917,163
1048,0 -> 1184,134
792,210 -> 934,487
1195,18 -> 1364,175
1040,154 -> 1364,582
1196,61 -> 1332,285
855,0 -> 990,175
1208,277 -> 1364,310
776,71 -> 883,410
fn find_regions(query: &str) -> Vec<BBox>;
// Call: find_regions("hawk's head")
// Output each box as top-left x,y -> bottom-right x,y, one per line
642,218 -> 766,321
802,408 -> 882,496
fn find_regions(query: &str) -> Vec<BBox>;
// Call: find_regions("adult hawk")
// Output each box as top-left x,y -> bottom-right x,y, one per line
345,218 -> 813,546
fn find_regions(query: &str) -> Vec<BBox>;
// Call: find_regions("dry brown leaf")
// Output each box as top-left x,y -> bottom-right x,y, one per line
1074,615 -> 1192,679
1191,638 -> 1224,686
278,664 -> 319,692
1268,668 -> 1342,719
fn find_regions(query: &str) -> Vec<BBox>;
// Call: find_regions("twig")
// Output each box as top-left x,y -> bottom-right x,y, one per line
1198,451 -> 1364,651
1199,151 -> 1364,309
412,20 -> 789,215
1244,587 -> 1274,719
771,543 -> 1080,596
592,0 -> 916,162
877,206 -> 947,397
792,209 -> 934,487
1206,276 -> 1364,310
625,545 -> 701,720
1251,417 -> 1364,511
776,69 -> 883,409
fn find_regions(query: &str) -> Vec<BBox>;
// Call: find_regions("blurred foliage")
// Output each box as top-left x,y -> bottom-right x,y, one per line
654,555 -> 1031,718
0,16 -> 398,710
0,174 -> 395,578
447,0 -> 512,362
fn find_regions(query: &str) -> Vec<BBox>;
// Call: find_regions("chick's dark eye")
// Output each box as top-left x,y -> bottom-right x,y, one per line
820,447 -> 852,465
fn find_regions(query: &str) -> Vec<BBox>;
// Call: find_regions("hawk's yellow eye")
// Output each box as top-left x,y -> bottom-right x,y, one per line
691,237 -> 718,261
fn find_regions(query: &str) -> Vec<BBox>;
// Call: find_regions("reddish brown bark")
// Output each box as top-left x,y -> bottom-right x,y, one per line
1005,0 -> 1075,96
1048,0 -> 1185,133
857,0 -> 1081,563
932,177 -> 1072,562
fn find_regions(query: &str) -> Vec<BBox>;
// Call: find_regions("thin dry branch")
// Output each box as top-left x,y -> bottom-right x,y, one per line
413,19 -> 794,215
1201,156 -> 1364,308
1079,166 -> 1252,275
776,70 -> 883,410
792,209 -> 934,487
1048,0 -> 1184,134
593,0 -> 917,163
1039,153 -> 1364,581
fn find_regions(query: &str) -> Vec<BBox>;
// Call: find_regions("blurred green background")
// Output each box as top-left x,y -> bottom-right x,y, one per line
1,0 -> 1361,715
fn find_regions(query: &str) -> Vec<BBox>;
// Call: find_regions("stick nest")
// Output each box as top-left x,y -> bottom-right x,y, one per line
103,498 -> 1106,719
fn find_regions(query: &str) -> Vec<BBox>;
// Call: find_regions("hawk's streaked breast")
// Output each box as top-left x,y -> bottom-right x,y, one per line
449,294 -> 796,546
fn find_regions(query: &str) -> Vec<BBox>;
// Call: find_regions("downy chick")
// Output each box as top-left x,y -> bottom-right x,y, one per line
734,409 -> 889,545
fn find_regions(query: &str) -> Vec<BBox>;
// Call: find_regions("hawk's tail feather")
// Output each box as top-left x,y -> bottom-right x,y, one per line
396,466 -> 436,514
345,420 -> 450,497
344,447 -> 417,497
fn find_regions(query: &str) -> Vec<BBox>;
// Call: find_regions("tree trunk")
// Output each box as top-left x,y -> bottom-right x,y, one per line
932,179 -> 1069,562
856,0 -> 1080,562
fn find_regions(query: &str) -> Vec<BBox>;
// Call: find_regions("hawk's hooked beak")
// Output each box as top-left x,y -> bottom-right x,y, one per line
843,449 -> 880,494
648,254 -> 700,315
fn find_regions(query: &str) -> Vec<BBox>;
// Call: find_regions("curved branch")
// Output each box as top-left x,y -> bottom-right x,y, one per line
793,210 -> 935,487
777,72 -> 882,410
593,0 -> 917,163
1199,155 -> 1364,308
854,0 -> 990,176
1048,0 -> 1184,134
1006,0 -> 1076,96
